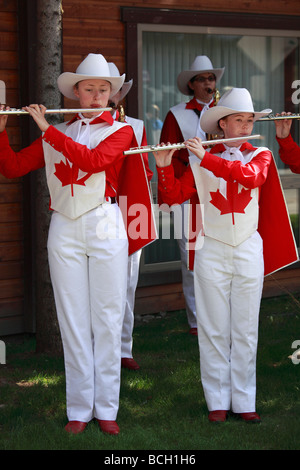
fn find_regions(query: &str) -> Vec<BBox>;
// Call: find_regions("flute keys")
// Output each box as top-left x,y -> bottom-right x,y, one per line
0,108 -> 25,114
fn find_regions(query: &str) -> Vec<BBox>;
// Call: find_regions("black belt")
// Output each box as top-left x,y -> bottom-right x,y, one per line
105,196 -> 117,204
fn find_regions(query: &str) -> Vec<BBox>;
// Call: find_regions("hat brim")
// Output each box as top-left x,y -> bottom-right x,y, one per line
200,106 -> 272,135
177,68 -> 225,95
57,72 -> 125,101
110,79 -> 133,101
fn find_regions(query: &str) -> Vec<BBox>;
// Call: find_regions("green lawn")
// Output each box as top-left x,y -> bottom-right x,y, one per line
1,293 -> 300,451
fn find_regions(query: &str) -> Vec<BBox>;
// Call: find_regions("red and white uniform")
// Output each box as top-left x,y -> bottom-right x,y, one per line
160,97 -> 214,329
157,142 -> 298,413
0,111 -> 154,423
276,134 -> 300,173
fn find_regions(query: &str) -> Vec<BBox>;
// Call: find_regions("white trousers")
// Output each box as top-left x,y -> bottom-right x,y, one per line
174,201 -> 197,328
47,203 -> 128,422
194,232 -> 264,413
121,249 -> 142,358
177,235 -> 197,328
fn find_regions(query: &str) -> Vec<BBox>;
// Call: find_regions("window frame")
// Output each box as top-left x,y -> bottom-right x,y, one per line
122,7 -> 300,117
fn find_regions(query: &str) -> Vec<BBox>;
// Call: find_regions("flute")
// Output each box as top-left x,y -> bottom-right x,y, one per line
258,113 -> 300,121
0,107 -> 112,115
124,134 -> 261,155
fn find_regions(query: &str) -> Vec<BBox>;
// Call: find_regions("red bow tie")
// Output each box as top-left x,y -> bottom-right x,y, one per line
67,111 -> 113,126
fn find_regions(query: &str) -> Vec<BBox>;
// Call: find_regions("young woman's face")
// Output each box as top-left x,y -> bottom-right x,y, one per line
219,113 -> 255,146
73,79 -> 111,117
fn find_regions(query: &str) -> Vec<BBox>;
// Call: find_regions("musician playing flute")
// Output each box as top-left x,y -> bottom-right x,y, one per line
0,53 -> 153,435
108,62 -> 153,371
160,56 -> 225,336
275,112 -> 300,172
154,88 -> 298,423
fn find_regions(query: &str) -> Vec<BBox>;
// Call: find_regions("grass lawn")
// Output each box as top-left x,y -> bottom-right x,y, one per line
1,293 -> 300,451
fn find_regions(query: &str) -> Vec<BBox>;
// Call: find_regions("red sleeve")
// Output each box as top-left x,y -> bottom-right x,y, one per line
0,130 -> 45,178
157,164 -> 196,206
276,134 -> 300,173
43,124 -> 134,173
200,149 -> 272,189
160,111 -> 190,178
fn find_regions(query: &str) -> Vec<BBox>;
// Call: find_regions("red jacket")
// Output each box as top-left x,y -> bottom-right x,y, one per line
0,112 -> 132,198
277,134 -> 300,173
0,111 -> 156,254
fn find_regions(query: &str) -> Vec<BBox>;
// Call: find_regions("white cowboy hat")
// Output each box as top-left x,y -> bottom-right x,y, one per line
108,62 -> 133,101
57,53 -> 125,100
177,55 -> 225,96
200,87 -> 272,135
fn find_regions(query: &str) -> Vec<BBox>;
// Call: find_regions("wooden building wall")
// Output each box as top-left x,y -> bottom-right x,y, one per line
0,0 -> 25,335
60,0 -> 300,82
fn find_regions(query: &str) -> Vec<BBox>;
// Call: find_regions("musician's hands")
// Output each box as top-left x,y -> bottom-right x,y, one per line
275,112 -> 293,139
153,143 -> 176,167
0,105 -> 9,133
22,104 -> 50,132
185,137 -> 206,160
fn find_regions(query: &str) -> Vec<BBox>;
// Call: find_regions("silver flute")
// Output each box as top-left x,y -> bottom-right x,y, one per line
124,134 -> 261,155
0,107 -> 112,115
258,113 -> 300,121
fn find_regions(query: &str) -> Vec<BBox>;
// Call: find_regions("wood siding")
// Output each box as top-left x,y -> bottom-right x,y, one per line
135,269 -> 300,316
60,0 -> 300,101
0,1 -> 25,335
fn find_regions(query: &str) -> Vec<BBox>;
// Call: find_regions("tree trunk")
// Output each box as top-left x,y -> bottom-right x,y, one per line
34,0 -> 63,355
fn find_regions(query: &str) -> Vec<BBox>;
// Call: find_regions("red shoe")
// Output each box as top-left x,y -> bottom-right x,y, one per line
121,357 -> 140,370
239,412 -> 261,423
65,421 -> 87,434
97,420 -> 120,435
189,328 -> 198,336
208,410 -> 228,423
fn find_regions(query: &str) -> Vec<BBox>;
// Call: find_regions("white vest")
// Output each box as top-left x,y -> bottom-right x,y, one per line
191,147 -> 268,246
125,115 -> 144,146
42,119 -> 127,219
171,101 -> 210,151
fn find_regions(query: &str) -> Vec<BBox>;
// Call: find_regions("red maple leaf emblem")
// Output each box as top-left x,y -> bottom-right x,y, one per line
54,160 -> 92,196
209,181 -> 252,224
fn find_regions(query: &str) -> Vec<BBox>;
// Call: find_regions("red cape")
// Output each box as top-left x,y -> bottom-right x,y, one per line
258,155 -> 298,276
118,151 -> 157,255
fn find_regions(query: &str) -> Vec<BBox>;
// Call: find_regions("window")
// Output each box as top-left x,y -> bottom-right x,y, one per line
122,8 -> 300,282
140,26 -> 299,160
